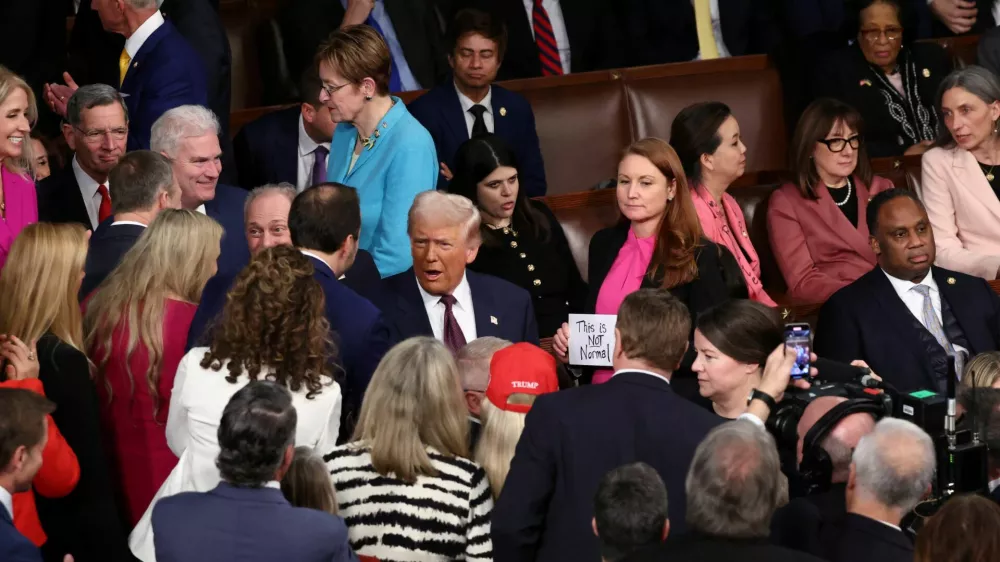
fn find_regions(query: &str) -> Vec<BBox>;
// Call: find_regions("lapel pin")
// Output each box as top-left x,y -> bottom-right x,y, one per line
947,277 -> 956,285
499,107 -> 507,117
922,68 -> 931,78
490,316 -> 498,325
133,62 -> 139,69
859,79 -> 871,87
781,309 -> 790,320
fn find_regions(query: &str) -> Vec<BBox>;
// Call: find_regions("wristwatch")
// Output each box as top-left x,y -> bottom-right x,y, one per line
747,388 -> 777,412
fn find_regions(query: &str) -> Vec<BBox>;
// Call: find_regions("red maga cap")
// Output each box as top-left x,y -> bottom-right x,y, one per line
486,342 -> 559,413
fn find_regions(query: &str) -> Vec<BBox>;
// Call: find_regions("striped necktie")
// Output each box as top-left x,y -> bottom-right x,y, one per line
532,0 -> 564,76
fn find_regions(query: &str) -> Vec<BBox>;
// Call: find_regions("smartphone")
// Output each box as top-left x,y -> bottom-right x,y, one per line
784,323 -> 811,379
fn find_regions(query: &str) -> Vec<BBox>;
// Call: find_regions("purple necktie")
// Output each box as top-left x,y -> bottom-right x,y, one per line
440,295 -> 467,353
310,145 -> 329,188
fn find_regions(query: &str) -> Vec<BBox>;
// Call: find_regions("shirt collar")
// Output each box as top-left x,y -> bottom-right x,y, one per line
611,369 -> 671,384
124,10 -> 165,59
72,155 -> 104,198
882,268 -> 937,297
871,517 -> 902,533
300,249 -> 336,277
0,485 -> 11,520
298,114 -> 330,158
111,220 -> 147,227
195,203 -> 206,215
415,271 -> 473,312
264,481 -> 281,490
454,81 -> 492,115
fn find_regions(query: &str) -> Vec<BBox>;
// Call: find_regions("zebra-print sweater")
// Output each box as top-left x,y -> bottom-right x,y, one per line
324,442 -> 493,562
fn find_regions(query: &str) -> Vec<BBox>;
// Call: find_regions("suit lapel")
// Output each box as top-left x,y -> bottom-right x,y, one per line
490,87 -> 510,139
868,269 -> 938,387
467,271 -> 500,338
813,178 -> 876,261
953,148 -> 1000,224
442,84 -> 471,146
396,272 -> 433,337
933,267 -> 989,353
121,22 -> 171,92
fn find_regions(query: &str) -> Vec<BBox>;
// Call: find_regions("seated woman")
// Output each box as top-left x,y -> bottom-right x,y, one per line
319,25 -> 437,277
922,66 -> 1000,280
129,245 -> 343,561
818,0 -> 950,157
691,300 -> 783,419
449,134 -> 587,337
552,138 -> 740,393
326,336 -> 492,561
768,98 -> 895,303
84,209 -> 222,526
670,101 -> 776,306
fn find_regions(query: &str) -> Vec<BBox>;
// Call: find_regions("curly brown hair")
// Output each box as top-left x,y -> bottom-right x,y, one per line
200,245 -> 337,399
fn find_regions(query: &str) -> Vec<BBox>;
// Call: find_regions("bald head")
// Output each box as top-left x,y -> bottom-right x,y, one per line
796,397 -> 877,483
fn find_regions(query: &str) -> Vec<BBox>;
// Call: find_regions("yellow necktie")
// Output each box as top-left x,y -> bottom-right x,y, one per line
694,0 -> 719,60
119,49 -> 131,87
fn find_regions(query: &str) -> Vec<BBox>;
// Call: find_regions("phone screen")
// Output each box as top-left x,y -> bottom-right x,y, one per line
784,324 -> 811,379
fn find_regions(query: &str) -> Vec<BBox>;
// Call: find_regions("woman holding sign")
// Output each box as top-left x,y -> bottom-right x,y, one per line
552,138 -> 743,394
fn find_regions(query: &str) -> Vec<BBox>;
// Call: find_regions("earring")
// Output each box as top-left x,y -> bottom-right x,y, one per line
365,95 -> 373,101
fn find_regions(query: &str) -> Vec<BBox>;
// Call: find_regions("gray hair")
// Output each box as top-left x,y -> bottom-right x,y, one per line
65,84 -> 128,128
937,65 -> 1000,146
407,191 -> 482,246
150,105 -> 221,157
852,418 -> 935,512
685,421 -> 787,539
244,183 -> 297,224
127,0 -> 159,9
108,150 -> 174,214
456,337 -> 512,392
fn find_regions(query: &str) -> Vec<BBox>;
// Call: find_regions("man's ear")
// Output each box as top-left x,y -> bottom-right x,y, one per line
301,102 -> 316,124
674,341 -> 690,370
869,236 -> 880,256
661,519 -> 670,541
62,123 -> 76,152
591,517 -> 599,538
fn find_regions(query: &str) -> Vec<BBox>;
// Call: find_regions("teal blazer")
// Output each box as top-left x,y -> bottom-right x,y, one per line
327,97 -> 437,277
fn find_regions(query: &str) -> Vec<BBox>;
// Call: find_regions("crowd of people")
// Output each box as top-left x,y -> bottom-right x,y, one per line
7,0 -> 1000,562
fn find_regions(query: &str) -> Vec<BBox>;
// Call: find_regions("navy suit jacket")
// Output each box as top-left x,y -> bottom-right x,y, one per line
36,164 -> 91,229
306,255 -> 391,440
491,372 -> 723,562
152,483 -> 357,562
377,268 -> 540,345
816,266 -> 1000,392
0,503 -> 41,562
121,21 -> 208,151
233,106 -> 299,190
80,220 -> 146,299
408,82 -> 547,196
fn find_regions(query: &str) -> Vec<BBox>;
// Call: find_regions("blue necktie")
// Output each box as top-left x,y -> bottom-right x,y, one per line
365,16 -> 402,93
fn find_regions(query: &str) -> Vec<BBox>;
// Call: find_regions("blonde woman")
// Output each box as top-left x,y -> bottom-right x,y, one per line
326,336 -> 493,561
0,222 -> 131,560
84,209 -> 222,526
963,351 -> 1000,391
475,342 -> 559,500
0,66 -> 39,271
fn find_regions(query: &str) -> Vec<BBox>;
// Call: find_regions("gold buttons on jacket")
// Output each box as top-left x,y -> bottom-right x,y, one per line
511,241 -> 518,248
528,264 -> 535,271
533,279 -> 542,286
519,253 -> 526,259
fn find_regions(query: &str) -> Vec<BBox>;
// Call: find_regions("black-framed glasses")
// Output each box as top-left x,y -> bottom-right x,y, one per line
860,26 -> 903,43
320,82 -> 350,97
818,135 -> 862,152
73,125 -> 128,142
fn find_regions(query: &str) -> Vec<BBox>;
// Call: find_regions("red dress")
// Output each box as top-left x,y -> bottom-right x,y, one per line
91,298 -> 197,526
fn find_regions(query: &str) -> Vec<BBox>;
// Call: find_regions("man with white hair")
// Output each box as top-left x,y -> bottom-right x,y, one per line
151,105 -> 250,347
833,418 -> 935,562
376,191 -> 539,351
456,337 -> 512,449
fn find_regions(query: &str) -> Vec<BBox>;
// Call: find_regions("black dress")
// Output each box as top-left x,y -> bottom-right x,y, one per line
468,200 -> 588,338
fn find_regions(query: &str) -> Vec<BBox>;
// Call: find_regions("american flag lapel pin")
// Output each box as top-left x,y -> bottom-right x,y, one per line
490,316 -> 499,325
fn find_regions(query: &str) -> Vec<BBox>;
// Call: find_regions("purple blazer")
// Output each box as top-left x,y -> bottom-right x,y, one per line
0,165 -> 38,271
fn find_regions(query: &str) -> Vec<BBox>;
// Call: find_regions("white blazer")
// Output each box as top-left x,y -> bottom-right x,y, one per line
128,348 -> 342,561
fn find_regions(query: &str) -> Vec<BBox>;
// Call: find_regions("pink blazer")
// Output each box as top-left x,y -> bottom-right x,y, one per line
0,165 -> 38,271
692,186 -> 776,306
767,175 -> 894,304
922,146 -> 1000,280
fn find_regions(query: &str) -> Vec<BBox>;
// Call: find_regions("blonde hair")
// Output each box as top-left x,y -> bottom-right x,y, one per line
84,210 -> 222,419
408,190 -> 482,247
352,337 -> 469,483
0,223 -> 88,350
0,66 -> 38,176
963,351 -> 1000,392
281,446 -> 338,515
474,393 -> 536,499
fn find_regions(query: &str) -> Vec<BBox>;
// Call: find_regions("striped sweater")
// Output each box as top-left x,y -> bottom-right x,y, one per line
325,442 -> 493,562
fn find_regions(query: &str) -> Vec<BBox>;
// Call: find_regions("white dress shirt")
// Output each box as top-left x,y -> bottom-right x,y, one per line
71,156 -> 107,230
296,115 -> 331,193
195,203 -> 206,215
694,0 -> 732,60
882,269 -> 969,358
124,10 -> 165,59
455,83 -> 494,137
0,485 -> 12,520
111,220 -> 147,228
522,0 -> 573,73
415,272 -> 477,343
300,249 -> 344,280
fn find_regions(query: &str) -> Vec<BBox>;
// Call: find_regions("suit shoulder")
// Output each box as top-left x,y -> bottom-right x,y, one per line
492,84 -> 531,108
407,84 -> 449,109
215,183 -> 249,204
469,269 -> 532,300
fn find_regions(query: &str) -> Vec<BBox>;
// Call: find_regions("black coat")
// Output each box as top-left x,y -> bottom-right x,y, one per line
832,513 -> 913,562
233,106 -> 299,190
80,221 -> 146,300
624,533 -> 827,562
36,165 -> 92,229
771,482 -> 848,559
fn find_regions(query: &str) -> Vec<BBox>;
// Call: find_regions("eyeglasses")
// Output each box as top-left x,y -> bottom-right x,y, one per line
74,125 -> 128,142
817,135 -> 862,152
320,82 -> 351,97
860,26 -> 903,43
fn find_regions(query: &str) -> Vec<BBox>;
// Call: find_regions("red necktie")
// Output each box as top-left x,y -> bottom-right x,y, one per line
97,184 -> 112,223
439,295 -> 467,353
532,0 -> 564,76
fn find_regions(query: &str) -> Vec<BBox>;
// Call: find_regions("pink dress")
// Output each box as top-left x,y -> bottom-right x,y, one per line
592,228 -> 656,384
691,185 -> 776,306
0,164 -> 38,271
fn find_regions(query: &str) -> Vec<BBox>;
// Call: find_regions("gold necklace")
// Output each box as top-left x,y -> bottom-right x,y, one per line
987,164 -> 997,182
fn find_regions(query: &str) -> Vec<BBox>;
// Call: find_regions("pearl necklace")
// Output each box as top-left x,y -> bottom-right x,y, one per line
830,178 -> 852,207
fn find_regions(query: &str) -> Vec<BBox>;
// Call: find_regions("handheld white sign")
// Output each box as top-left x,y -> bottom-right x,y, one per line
568,314 -> 617,367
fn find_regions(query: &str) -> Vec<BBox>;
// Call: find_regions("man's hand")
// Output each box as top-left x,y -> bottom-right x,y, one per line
440,162 -> 454,181
43,72 -> 80,119
341,0 -> 375,28
746,344 -> 815,422
930,0 -> 978,34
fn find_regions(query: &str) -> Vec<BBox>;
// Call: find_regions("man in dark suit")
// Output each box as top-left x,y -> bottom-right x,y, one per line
37,85 -> 128,230
816,189 -> 1000,393
234,66 -> 335,192
491,289 -> 720,562
831,418 -> 934,562
152,382 -> 355,562
46,0 -> 208,152
376,190 -> 539,349
0,389 -> 55,562
408,9 -> 547,195
81,150 -> 181,299
277,0 -> 448,93
593,462 -> 670,561
289,183 -> 393,441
